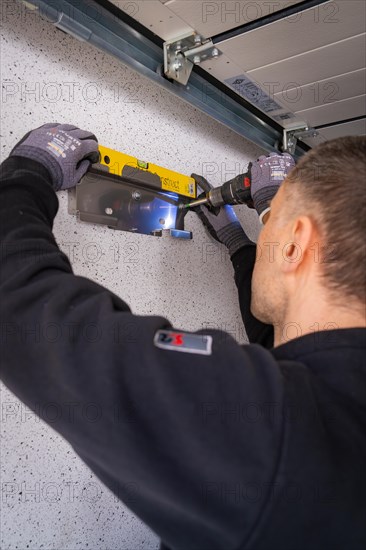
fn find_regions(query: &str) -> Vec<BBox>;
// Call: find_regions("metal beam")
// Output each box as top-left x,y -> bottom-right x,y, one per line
23,0 -> 309,157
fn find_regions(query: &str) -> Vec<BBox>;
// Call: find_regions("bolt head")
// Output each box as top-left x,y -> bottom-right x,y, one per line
193,55 -> 201,64
172,57 -> 183,70
212,48 -> 219,57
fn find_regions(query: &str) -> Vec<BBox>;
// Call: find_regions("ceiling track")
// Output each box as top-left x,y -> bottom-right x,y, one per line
23,0 -> 310,158
212,0 -> 331,44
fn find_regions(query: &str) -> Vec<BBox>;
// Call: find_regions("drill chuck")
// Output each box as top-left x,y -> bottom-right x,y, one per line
207,173 -> 251,207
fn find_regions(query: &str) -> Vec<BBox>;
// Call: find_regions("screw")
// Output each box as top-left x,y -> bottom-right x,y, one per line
193,55 -> 201,64
132,191 -> 142,201
105,208 -> 113,216
212,48 -> 219,58
194,35 -> 202,45
173,58 -> 183,70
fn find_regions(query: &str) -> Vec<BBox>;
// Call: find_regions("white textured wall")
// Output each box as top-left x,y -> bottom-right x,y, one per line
0,1 -> 264,548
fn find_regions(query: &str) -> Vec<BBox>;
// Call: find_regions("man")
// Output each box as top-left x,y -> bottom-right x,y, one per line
0,123 -> 365,549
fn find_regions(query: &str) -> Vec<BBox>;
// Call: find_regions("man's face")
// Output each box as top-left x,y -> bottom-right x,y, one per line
251,183 -> 290,325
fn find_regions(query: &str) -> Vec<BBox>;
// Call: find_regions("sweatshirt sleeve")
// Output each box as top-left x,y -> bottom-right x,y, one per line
0,157 -> 283,549
230,244 -> 274,348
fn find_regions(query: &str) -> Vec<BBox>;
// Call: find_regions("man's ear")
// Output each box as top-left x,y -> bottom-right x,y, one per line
281,216 -> 314,274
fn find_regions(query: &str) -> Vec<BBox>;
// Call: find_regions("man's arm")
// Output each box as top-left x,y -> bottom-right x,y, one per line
193,153 -> 295,349
0,156 -> 284,548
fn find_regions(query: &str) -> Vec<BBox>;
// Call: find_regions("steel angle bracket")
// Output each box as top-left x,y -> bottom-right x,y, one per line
164,33 -> 222,86
283,126 -> 319,155
68,146 -> 195,240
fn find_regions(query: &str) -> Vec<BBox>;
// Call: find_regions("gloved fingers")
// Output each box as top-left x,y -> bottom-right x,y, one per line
68,128 -> 99,142
78,138 -> 99,161
257,152 -> 287,162
194,200 -> 238,228
191,173 -> 213,194
75,159 -> 92,184
9,124 -> 59,154
252,152 -> 295,182
56,124 -> 79,132
86,150 -> 101,164
250,161 -> 264,181
282,153 -> 296,166
38,122 -> 62,130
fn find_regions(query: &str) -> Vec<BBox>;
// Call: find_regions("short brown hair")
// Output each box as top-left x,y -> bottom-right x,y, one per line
285,136 -> 366,304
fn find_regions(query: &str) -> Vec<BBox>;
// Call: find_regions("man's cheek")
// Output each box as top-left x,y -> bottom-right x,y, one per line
252,262 -> 262,292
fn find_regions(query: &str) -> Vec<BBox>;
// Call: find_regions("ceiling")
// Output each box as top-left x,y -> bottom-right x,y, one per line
110,0 -> 366,147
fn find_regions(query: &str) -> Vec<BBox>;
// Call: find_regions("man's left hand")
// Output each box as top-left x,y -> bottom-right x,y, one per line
9,123 -> 99,191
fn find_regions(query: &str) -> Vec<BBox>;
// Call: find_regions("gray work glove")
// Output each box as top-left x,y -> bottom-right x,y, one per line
9,123 -> 99,191
249,152 -> 295,223
191,174 -> 253,258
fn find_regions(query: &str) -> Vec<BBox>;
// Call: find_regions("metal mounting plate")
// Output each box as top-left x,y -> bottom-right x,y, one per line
68,167 -> 192,240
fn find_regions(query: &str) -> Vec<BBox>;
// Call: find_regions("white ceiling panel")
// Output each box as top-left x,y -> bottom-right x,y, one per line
200,52 -> 247,80
109,0 -> 193,41
274,69 -> 366,112
303,118 -> 366,146
248,34 -> 366,89
318,118 -> 366,139
200,54 -> 307,125
159,0 -> 303,38
295,94 -> 366,127
218,1 -> 366,71
107,0 -> 366,140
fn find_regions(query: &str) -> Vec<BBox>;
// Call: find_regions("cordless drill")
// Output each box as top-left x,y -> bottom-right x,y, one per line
180,172 -> 253,210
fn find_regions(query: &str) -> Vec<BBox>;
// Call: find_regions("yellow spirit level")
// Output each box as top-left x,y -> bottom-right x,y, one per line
98,145 -> 197,199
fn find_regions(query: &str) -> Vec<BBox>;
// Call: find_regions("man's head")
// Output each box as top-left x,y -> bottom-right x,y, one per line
251,136 -> 366,329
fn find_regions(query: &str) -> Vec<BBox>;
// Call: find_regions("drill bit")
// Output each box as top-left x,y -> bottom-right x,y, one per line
179,197 -> 210,209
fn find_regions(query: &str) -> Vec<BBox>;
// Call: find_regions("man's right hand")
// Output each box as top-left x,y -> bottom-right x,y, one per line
249,152 -> 295,223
